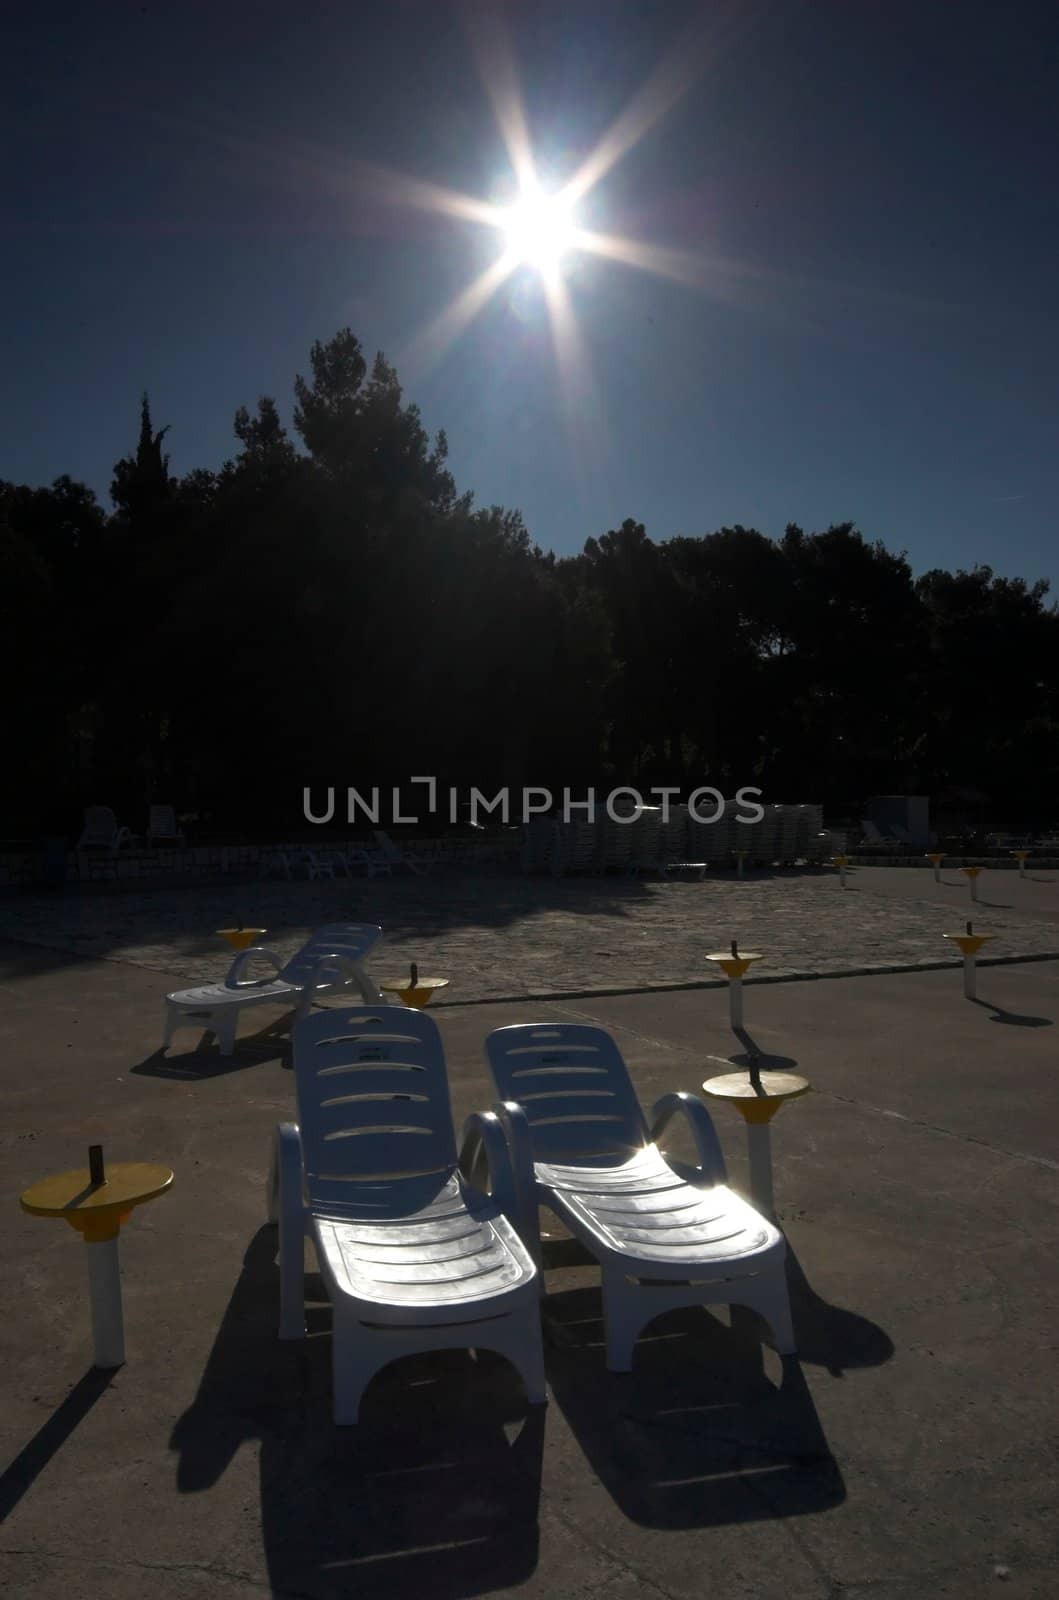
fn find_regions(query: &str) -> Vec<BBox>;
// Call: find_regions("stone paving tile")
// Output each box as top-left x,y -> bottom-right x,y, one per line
3,870 -> 1058,1002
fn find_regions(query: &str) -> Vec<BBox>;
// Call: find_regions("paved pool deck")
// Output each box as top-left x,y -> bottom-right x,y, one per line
1,864 -> 1057,1002
1,937 -> 1056,1599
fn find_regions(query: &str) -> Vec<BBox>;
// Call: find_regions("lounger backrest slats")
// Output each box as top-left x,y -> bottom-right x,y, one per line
280,923 -> 381,987
294,1007 -> 458,1210
485,1023 -> 649,1165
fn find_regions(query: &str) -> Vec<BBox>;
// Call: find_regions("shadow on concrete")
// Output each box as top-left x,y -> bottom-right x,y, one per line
0,1368 -> 114,1521
539,1232 -> 597,1270
783,1247 -> 895,1376
0,875 -> 663,977
539,1236 -> 891,1387
969,997 -> 1052,1028
132,1019 -> 293,1079
728,1025 -> 800,1072
170,1228 -> 543,1599
0,940 -> 89,983
542,1284 -> 844,1527
0,865 -> 841,977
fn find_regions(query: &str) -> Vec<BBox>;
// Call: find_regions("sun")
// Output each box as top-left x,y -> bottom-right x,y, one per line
500,185 -> 577,272
384,8 -> 720,383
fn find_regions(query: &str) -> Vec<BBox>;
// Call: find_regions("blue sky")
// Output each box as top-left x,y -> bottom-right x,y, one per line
3,1 -> 1057,590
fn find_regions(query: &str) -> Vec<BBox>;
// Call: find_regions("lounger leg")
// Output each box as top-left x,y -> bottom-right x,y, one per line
162,1002 -> 179,1051
215,1010 -> 238,1057
734,1268 -> 797,1356
513,1323 -> 548,1405
601,1271 -> 645,1373
330,1313 -> 385,1425
485,1311 -> 548,1405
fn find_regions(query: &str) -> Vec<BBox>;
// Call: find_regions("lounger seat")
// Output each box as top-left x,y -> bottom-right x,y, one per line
315,1171 -> 535,1317
533,1146 -> 779,1273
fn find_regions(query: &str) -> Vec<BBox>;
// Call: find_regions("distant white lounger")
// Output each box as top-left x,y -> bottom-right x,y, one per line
162,923 -> 383,1056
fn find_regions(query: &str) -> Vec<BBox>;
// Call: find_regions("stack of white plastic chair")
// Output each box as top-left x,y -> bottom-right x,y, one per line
775,805 -> 801,864
624,804 -> 663,871
686,801 -> 728,865
596,804 -> 632,872
716,812 -> 735,864
795,804 -> 824,860
683,806 -> 708,863
751,808 -> 778,865
728,810 -> 754,864
660,805 -> 691,865
546,819 -> 594,874
520,819 -> 560,874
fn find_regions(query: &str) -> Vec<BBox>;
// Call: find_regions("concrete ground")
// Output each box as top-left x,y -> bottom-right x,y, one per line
839,862 -> 1059,924
1,940 -> 1057,1599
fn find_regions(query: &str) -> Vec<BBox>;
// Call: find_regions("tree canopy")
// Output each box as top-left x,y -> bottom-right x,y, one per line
2,328 -> 1056,838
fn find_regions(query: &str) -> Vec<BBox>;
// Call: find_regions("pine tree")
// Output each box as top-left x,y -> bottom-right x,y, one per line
110,392 -> 172,520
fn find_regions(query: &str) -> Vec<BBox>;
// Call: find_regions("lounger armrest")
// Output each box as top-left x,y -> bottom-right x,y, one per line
277,1119 -> 304,1193
301,952 -> 382,1006
226,945 -> 283,987
493,1099 -> 537,1195
458,1110 -> 525,1235
491,1100 -> 542,1264
650,1092 -> 728,1186
267,1120 -> 305,1222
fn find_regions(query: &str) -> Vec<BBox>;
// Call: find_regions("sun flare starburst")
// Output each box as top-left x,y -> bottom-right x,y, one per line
373,5 -> 726,476
500,185 -> 578,273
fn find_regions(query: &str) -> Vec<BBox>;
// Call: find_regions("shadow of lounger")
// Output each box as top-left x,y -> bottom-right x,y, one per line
171,1227 -> 544,1600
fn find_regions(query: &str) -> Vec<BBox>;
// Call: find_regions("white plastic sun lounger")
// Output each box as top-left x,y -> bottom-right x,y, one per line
269,1005 -> 546,1423
470,1022 -> 795,1371
162,923 -> 383,1056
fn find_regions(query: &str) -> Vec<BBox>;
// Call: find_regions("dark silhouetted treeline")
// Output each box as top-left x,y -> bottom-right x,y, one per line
2,329 -> 1057,840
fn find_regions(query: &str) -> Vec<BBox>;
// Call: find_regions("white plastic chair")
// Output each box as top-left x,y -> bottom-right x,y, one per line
162,923 -> 383,1056
77,806 -> 131,851
147,805 -> 185,846
471,1022 -> 795,1371
372,830 -> 430,874
269,1006 -> 546,1424
334,846 -> 392,879
302,849 -> 336,881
